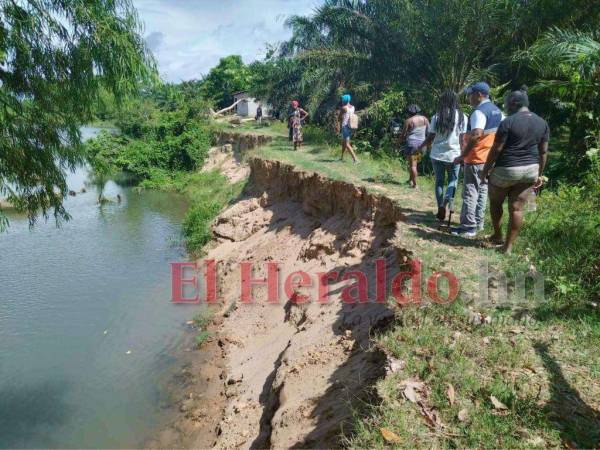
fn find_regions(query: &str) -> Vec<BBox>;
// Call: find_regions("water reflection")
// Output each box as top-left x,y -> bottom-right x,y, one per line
0,128 -> 200,448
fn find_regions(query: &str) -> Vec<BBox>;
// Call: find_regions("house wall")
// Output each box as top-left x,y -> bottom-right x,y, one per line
237,101 -> 250,116
233,92 -> 272,117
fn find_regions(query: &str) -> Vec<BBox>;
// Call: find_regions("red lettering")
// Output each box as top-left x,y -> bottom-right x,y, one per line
391,259 -> 422,305
427,271 -> 459,304
171,262 -> 199,303
375,258 -> 387,303
284,271 -> 312,303
316,271 -> 339,303
204,259 -> 218,304
341,271 -> 368,304
240,261 -> 279,303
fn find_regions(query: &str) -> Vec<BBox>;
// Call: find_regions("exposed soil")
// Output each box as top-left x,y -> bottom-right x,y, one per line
156,129 -> 600,449
189,154 -> 415,449
154,132 -> 433,449
202,143 -> 249,183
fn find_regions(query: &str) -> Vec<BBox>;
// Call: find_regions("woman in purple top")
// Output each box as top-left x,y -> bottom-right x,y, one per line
402,104 -> 429,188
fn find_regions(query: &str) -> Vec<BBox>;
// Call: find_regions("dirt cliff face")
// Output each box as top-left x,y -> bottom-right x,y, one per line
248,157 -> 405,227
215,131 -> 272,152
199,154 -> 409,449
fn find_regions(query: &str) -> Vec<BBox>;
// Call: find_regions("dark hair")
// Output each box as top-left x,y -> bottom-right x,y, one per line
405,104 -> 421,116
434,90 -> 464,135
507,87 -> 529,109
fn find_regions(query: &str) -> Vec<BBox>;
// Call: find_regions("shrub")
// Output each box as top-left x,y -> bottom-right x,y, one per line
182,171 -> 246,255
195,331 -> 211,348
518,155 -> 600,311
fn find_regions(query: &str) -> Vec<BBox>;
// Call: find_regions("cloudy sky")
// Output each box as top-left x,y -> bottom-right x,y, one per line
133,0 -> 322,82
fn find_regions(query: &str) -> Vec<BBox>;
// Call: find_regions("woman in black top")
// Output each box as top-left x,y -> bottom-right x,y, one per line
481,89 -> 549,253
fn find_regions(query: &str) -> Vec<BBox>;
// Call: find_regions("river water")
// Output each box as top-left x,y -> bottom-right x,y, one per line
0,127 -> 202,448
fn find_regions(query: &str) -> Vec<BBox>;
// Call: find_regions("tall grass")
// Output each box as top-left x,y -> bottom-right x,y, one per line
517,156 -> 600,313
181,170 -> 246,255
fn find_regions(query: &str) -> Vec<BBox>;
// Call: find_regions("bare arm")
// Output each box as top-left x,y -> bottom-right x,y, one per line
462,129 -> 483,158
419,132 -> 435,151
481,134 -> 507,181
337,107 -> 345,132
401,118 -> 412,140
534,141 -> 549,188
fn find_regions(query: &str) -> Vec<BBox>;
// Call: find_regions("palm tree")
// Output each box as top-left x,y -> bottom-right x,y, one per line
518,28 -> 600,154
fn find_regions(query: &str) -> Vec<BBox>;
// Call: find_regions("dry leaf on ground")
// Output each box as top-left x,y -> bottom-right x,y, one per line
400,379 -> 424,403
457,408 -> 469,422
380,427 -> 402,444
490,395 -> 508,410
446,383 -> 455,406
418,400 -> 445,430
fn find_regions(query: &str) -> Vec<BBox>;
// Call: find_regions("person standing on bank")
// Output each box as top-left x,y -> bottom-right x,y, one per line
452,82 -> 504,237
338,94 -> 359,163
255,102 -> 263,125
419,91 -> 468,220
290,100 -> 308,151
481,89 -> 549,254
402,104 -> 429,188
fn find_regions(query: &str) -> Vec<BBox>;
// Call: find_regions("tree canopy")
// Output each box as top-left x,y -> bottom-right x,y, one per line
199,55 -> 252,109
0,0 -> 156,229
248,0 -> 599,160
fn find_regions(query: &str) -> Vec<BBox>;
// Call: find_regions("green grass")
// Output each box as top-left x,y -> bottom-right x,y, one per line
347,303 -> 559,448
213,116 -> 290,138
181,170 -> 246,255
192,309 -> 214,349
194,330 -> 211,348
192,309 -> 213,328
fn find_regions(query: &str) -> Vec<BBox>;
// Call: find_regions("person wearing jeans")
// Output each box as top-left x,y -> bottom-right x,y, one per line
419,91 -> 467,220
452,82 -> 504,237
432,160 -> 460,214
460,163 -> 488,230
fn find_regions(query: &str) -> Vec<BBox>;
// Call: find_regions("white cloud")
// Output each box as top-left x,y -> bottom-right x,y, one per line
133,0 -> 322,82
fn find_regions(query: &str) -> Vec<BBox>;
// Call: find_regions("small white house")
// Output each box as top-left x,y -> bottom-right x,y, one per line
232,91 -> 271,117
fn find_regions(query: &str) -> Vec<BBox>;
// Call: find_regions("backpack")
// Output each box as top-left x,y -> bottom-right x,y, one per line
389,118 -> 402,136
349,111 -> 360,130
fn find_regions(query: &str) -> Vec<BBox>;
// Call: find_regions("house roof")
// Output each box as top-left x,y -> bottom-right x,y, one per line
232,90 -> 248,96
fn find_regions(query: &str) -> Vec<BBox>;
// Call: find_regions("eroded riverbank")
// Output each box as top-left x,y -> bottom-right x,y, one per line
153,131 -> 413,448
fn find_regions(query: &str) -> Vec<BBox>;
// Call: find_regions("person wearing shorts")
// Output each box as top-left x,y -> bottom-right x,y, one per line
338,94 -> 359,163
481,89 -> 549,253
402,104 -> 429,188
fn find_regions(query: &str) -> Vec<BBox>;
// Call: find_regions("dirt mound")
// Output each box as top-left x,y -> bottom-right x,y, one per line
248,157 -> 404,226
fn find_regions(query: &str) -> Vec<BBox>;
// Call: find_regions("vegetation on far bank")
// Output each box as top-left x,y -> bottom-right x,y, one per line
84,86 -> 244,255
0,0 -> 155,230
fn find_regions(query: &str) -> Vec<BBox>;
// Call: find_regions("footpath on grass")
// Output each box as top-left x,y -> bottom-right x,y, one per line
173,120 -> 599,449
